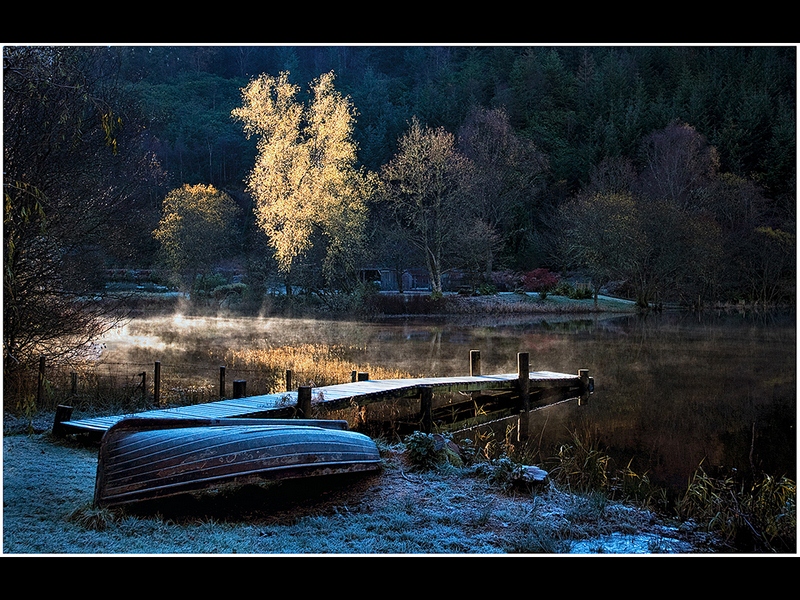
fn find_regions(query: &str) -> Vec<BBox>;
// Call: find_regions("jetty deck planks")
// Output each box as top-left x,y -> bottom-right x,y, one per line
56,370 -> 590,438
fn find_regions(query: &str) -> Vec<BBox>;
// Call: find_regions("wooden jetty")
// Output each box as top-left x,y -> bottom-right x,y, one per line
54,351 -> 593,441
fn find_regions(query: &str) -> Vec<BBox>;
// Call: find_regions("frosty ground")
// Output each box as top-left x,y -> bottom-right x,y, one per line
2,413 -> 722,556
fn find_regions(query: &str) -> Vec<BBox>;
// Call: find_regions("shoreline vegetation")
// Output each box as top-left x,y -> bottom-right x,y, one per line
1,426 -> 729,555
4,408 -> 794,555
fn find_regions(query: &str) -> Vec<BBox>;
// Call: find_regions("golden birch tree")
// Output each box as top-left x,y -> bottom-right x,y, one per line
232,71 -> 374,292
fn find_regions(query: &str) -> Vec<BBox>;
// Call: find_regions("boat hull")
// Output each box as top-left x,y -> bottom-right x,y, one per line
94,417 -> 382,507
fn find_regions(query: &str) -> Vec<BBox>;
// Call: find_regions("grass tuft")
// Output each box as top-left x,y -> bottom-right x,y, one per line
675,464 -> 796,552
67,504 -> 122,531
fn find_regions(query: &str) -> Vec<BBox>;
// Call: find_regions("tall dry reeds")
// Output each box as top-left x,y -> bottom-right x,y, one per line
225,343 -> 416,392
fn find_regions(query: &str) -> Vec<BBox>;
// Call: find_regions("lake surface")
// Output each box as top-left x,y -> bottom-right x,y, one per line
98,309 -> 796,494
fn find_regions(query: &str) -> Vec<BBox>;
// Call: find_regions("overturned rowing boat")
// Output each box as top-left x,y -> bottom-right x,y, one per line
93,417 -> 382,508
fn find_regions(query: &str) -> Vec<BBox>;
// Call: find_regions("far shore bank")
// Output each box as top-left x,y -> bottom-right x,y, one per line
112,289 -> 643,319
103,287 -> 795,325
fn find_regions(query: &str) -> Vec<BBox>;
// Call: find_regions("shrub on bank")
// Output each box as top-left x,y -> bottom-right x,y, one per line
521,269 -> 560,294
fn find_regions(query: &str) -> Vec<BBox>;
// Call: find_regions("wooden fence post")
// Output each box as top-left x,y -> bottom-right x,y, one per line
154,361 -> 161,406
518,352 -> 530,412
233,380 -> 246,399
470,350 -> 481,376
420,386 -> 433,433
219,366 -> 226,398
140,370 -> 147,403
297,385 -> 312,418
285,369 -> 293,392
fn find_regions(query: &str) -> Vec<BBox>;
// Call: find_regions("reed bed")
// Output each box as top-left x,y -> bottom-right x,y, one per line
224,343 -> 417,392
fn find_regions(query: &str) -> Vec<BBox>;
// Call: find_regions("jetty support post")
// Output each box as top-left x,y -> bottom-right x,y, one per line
517,352 -> 530,412
297,385 -> 312,418
470,350 -> 481,376
357,372 -> 369,381
233,380 -> 247,399
420,385 -> 433,433
285,369 -> 292,392
578,369 -> 591,405
351,370 -> 358,382
514,353 -> 531,441
154,361 -> 161,406
219,366 -> 226,398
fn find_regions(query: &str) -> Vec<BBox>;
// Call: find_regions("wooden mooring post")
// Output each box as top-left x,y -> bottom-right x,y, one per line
517,352 -> 530,412
420,386 -> 433,433
286,369 -> 293,392
52,404 -> 74,437
470,350 -> 481,376
233,380 -> 246,399
578,369 -> 591,405
517,352 -> 531,440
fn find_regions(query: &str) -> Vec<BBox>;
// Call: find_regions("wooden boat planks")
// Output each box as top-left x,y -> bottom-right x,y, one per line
93,417 -> 382,508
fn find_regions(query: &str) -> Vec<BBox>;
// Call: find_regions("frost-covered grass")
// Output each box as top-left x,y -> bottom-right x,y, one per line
3,429 -> 720,555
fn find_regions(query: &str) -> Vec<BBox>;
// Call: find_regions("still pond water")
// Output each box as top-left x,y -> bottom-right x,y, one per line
100,309 -> 796,495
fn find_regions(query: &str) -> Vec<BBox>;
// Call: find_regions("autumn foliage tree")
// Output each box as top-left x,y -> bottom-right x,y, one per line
153,184 -> 240,293
232,71 -> 376,294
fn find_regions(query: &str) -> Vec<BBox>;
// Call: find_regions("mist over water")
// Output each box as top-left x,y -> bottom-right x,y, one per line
96,309 -> 796,494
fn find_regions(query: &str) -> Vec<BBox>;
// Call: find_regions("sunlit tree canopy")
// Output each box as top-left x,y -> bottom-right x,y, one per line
232,71 -> 375,289
153,183 -> 240,290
